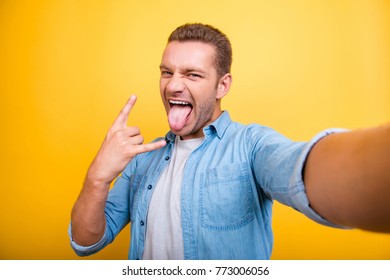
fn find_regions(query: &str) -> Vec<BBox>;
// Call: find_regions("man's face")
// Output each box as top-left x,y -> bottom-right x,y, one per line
160,41 -> 228,140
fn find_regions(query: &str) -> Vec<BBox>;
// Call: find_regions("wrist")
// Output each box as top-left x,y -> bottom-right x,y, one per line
82,171 -> 111,201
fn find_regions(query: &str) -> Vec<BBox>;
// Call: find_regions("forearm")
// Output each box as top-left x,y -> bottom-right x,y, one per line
304,124 -> 390,232
71,173 -> 110,246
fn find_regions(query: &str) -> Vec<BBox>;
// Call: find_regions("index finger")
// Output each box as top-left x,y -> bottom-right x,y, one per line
112,95 -> 137,130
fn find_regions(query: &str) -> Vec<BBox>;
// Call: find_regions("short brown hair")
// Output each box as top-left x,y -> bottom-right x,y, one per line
168,23 -> 232,78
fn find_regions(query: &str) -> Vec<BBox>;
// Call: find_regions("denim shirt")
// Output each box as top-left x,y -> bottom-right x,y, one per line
69,111 -> 342,259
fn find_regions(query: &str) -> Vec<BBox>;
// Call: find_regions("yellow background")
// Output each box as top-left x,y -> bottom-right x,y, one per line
1,0 -> 389,259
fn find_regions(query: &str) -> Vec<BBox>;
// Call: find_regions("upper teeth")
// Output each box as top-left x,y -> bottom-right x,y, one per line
170,100 -> 190,106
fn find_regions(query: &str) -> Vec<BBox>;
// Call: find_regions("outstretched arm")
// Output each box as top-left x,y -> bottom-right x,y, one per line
71,95 -> 166,246
304,124 -> 390,232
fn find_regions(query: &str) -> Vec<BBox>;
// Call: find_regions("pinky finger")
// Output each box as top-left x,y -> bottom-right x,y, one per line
132,140 -> 167,155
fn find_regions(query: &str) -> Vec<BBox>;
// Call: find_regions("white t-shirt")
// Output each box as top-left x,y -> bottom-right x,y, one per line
142,136 -> 203,259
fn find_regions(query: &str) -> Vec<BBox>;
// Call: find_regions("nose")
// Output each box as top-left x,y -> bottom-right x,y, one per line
165,73 -> 185,94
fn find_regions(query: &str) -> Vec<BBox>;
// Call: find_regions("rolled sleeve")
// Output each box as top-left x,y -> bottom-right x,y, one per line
289,128 -> 349,228
68,223 -> 111,257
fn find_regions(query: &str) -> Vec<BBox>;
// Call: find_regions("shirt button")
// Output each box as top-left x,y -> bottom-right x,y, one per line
165,156 -> 170,161
140,221 -> 145,226
147,185 -> 152,190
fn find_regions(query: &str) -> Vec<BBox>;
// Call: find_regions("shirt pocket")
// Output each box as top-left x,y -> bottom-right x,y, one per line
128,174 -> 146,222
200,162 -> 254,231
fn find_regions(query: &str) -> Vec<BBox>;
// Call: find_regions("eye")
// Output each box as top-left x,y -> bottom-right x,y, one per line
187,73 -> 202,79
160,70 -> 173,77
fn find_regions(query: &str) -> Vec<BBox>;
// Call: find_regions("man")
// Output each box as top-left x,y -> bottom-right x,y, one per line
69,23 -> 390,259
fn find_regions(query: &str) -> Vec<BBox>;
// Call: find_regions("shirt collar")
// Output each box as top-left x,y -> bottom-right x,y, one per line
203,111 -> 231,139
165,111 -> 232,142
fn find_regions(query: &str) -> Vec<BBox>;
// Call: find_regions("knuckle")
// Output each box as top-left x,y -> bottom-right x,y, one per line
107,128 -> 115,138
124,144 -> 135,156
112,130 -> 124,140
130,126 -> 140,135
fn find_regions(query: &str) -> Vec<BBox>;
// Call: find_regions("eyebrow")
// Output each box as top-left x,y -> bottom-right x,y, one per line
159,64 -> 207,74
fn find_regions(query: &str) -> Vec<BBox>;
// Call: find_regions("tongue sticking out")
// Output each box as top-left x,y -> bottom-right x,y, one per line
168,105 -> 192,131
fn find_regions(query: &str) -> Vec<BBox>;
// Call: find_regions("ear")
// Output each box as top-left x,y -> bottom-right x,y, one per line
216,73 -> 232,99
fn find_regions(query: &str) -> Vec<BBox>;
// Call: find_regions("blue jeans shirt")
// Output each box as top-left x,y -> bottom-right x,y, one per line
69,111 -> 343,259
